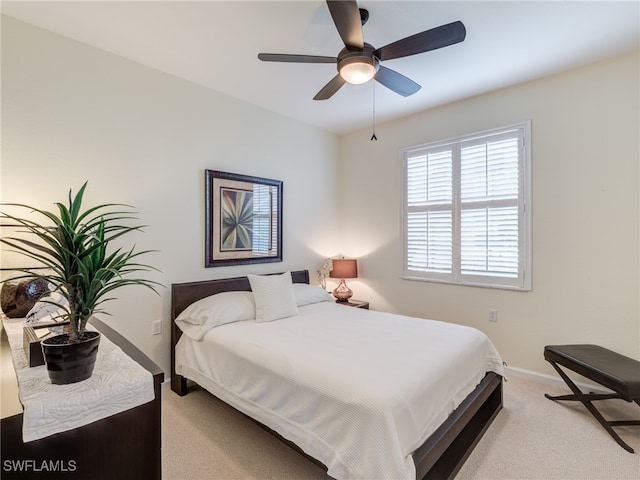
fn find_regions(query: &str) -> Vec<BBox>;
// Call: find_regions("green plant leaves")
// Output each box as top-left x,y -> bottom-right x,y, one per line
1,182 -> 162,342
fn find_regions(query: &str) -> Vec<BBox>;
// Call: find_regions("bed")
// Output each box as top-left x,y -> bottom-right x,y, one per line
170,270 -> 504,480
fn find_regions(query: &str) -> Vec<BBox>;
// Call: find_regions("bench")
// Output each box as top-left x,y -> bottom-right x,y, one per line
544,344 -> 640,453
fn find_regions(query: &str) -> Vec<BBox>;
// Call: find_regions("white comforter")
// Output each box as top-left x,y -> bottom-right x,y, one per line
176,301 -> 504,480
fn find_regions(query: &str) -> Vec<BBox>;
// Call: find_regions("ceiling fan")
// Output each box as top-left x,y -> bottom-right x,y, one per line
258,0 -> 466,101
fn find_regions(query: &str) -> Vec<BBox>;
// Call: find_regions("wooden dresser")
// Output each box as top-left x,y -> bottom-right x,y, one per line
1,318 -> 164,480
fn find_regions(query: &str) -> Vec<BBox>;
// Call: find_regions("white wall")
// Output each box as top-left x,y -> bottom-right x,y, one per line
338,51 -> 640,375
0,16 -> 340,374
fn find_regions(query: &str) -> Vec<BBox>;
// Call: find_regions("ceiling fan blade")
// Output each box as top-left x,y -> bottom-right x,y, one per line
375,66 -> 421,97
313,74 -> 347,100
374,21 -> 466,61
326,0 -> 364,50
258,53 -> 337,64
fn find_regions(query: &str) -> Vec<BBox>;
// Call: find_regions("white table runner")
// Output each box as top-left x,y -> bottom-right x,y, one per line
2,316 -> 155,442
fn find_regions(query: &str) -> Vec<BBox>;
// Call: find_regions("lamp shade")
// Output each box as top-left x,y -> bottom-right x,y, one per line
330,259 -> 357,279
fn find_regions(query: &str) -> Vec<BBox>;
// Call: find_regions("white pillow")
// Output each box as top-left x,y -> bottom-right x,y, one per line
293,283 -> 334,306
175,291 -> 255,340
248,271 -> 299,322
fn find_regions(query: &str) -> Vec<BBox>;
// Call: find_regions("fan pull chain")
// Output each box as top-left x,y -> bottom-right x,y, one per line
370,81 -> 378,141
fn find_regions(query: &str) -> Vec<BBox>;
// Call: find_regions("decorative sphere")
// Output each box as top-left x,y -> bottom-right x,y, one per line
1,278 -> 49,318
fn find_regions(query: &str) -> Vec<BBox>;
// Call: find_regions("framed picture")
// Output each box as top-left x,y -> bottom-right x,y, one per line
205,170 -> 282,267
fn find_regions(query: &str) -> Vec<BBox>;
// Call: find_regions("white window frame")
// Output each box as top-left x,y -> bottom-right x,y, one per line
401,121 -> 532,291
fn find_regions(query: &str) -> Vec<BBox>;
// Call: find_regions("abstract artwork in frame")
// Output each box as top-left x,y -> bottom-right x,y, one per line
205,170 -> 282,267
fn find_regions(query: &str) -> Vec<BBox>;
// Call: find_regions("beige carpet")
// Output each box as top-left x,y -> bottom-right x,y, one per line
162,375 -> 640,480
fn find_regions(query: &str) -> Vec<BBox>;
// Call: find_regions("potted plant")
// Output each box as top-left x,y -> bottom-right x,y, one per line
0,182 -> 161,384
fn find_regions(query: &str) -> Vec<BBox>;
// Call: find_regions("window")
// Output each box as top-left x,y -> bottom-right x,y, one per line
402,122 -> 531,290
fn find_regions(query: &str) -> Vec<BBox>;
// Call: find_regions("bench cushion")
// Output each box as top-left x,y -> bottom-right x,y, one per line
544,344 -> 640,401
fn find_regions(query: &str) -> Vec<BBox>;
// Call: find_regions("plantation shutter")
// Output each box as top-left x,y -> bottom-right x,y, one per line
460,131 -> 520,279
406,147 -> 453,277
402,123 -> 530,290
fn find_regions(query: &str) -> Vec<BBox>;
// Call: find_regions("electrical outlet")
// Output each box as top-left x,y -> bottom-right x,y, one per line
488,309 -> 498,322
152,320 -> 162,335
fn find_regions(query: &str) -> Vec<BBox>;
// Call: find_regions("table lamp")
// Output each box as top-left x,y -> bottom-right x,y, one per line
330,258 -> 358,302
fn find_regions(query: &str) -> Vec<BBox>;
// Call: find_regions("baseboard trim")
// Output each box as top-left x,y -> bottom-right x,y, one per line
505,365 -> 610,394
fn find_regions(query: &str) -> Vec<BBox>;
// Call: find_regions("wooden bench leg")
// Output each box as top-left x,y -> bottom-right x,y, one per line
545,361 -> 638,454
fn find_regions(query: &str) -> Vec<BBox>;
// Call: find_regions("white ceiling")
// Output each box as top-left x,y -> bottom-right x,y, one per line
2,1 -> 639,135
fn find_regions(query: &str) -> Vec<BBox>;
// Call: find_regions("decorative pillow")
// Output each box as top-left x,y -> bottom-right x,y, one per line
248,271 -> 299,322
175,291 -> 255,340
293,283 -> 334,307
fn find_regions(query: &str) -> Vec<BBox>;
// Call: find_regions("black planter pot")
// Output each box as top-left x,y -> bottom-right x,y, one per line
41,331 -> 101,385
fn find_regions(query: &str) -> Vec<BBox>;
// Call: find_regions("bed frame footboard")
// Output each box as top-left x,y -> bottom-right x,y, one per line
414,371 -> 503,480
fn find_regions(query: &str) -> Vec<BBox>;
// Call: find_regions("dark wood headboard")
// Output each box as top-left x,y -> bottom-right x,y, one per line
170,269 -> 309,394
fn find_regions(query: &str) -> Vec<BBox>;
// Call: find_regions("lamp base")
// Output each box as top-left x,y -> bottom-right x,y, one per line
332,279 -> 353,302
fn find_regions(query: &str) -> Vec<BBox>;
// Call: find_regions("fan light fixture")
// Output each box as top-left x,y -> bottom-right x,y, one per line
338,54 -> 379,85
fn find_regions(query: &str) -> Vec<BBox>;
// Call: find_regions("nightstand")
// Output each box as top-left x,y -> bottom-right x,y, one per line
337,299 -> 369,309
